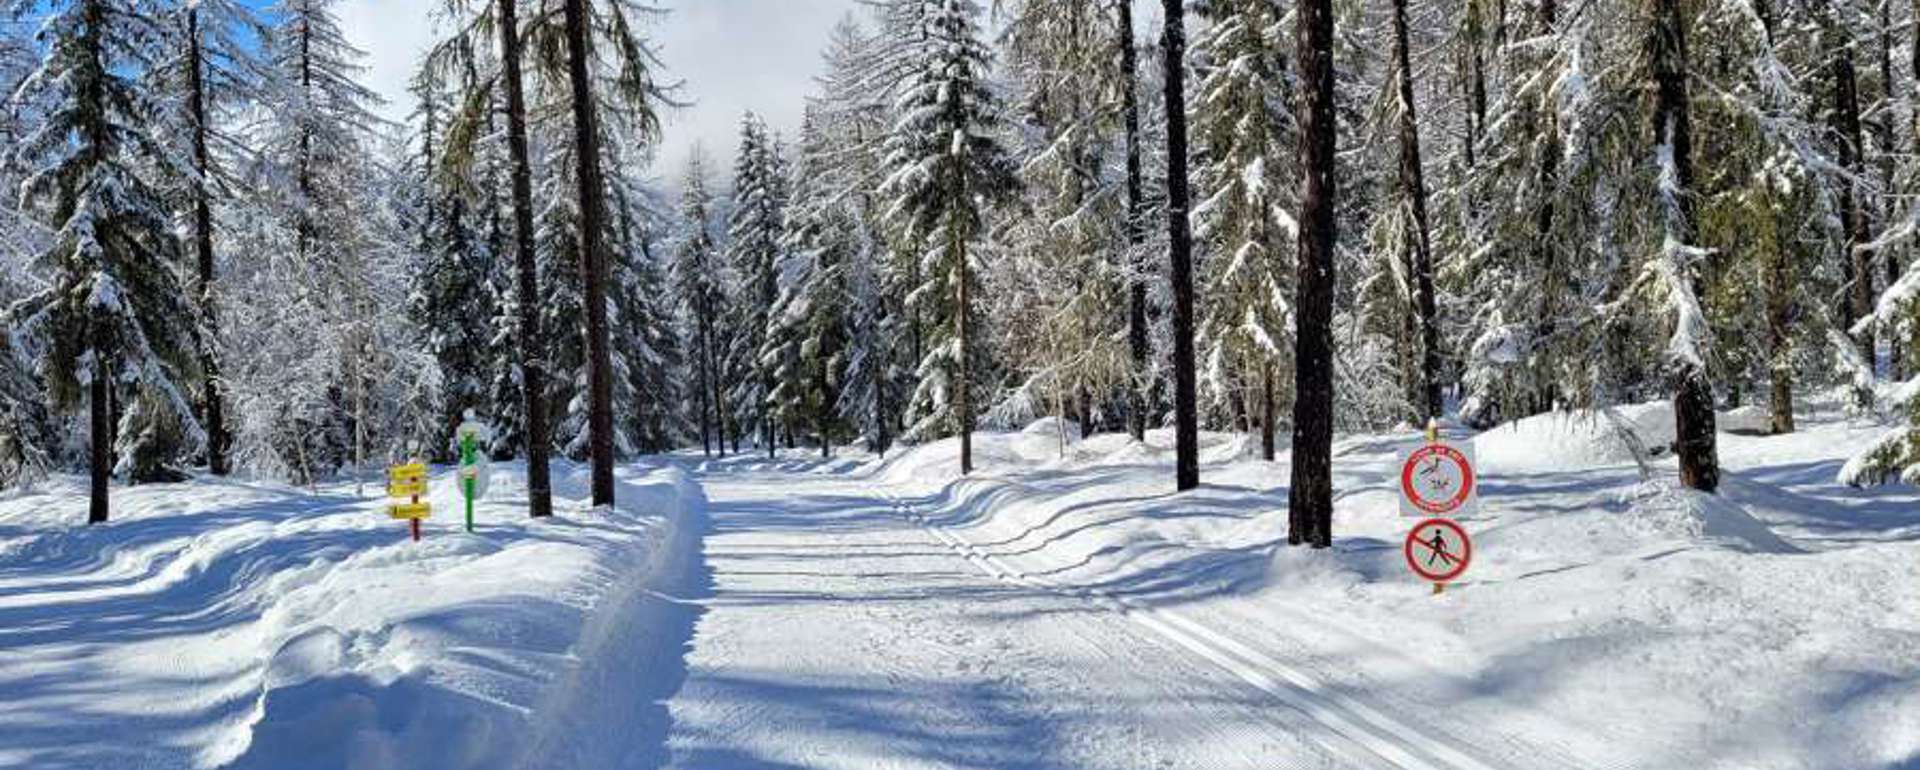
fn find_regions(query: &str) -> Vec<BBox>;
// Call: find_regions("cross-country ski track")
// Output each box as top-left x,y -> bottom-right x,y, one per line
660,451 -> 1590,770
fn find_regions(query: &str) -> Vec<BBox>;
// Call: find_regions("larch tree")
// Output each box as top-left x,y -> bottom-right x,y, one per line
166,0 -> 264,477
537,0 -> 670,505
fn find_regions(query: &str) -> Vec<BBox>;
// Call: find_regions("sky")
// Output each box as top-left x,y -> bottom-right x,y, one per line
332,0 -> 859,189
327,0 -> 1161,191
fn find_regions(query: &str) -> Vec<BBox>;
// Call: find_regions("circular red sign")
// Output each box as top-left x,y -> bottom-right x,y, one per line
1403,518 -> 1472,583
1400,444 -> 1475,514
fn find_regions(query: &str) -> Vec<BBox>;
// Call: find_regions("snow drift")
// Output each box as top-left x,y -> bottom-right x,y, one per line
0,461 -> 704,770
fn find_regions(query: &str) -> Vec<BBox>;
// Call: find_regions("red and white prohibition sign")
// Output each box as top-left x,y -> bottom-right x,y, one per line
1404,517 -> 1472,583
1400,442 -> 1476,516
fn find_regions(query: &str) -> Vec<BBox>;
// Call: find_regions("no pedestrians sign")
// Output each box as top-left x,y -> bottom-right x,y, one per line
1403,517 -> 1471,584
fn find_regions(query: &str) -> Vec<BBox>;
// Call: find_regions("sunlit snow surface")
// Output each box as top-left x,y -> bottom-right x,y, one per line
3,400 -> 1920,769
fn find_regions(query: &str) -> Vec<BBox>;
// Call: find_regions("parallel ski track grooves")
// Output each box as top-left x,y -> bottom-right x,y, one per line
871,484 -> 1500,770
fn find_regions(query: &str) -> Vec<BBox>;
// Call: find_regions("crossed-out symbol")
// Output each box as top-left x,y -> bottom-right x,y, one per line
1414,527 -> 1459,568
1404,517 -> 1471,582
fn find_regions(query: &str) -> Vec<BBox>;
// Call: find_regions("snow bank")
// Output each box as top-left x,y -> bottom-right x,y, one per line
0,460 -> 704,770
868,401 -> 1920,769
1476,401 -> 1676,473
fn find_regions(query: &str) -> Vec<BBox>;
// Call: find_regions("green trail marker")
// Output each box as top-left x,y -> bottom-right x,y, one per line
461,432 -> 476,532
455,414 -> 493,533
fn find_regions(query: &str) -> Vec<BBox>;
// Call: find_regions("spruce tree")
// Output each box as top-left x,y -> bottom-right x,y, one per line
7,0 -> 204,521
881,0 -> 1019,475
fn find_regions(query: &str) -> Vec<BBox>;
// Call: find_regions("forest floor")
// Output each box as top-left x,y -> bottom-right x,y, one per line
1,398 -> 1918,769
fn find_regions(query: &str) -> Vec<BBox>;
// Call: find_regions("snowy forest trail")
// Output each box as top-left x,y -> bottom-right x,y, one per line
661,455 -> 1551,770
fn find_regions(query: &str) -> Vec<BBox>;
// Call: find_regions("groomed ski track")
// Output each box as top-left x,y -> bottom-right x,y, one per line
659,454 -> 1590,770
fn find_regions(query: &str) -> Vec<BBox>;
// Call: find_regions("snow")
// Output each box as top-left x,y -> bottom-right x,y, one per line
686,401 -> 1917,769
0,460 -> 704,770
6,399 -> 1920,769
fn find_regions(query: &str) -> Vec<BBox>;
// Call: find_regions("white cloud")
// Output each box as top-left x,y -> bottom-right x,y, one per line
335,0 -> 438,126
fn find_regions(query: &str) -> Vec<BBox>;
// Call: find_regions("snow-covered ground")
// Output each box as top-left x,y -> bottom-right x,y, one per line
3,399 -> 1918,769
0,461 -> 705,770
668,400 -> 1920,769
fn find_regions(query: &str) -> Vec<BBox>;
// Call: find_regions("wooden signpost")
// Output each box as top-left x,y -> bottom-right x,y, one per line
388,462 -> 431,542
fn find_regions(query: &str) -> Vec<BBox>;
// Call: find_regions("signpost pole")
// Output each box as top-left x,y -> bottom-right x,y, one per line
461,433 -> 476,533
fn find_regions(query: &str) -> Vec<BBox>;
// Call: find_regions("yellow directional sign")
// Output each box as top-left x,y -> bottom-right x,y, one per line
388,501 -> 432,520
387,463 -> 428,498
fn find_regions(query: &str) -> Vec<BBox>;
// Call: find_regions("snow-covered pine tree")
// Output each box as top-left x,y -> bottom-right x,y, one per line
6,0 -> 205,520
725,113 -> 789,457
0,29 -> 57,489
672,149 -> 730,457
765,107 -> 854,456
406,59 -> 496,462
1647,0 -> 1718,492
1190,0 -> 1296,460
881,0 -> 1020,475
609,171 -> 685,455
993,0 -> 1131,442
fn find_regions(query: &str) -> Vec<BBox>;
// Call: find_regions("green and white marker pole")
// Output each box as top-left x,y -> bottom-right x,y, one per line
454,414 -> 492,533
461,431 -> 477,533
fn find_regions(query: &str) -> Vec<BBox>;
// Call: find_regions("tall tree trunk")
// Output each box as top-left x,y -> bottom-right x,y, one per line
955,209 -> 974,475
1653,0 -> 1719,493
1463,0 -> 1488,168
89,357 -> 109,524
1880,0 -> 1901,376
1290,0 -> 1338,548
1261,364 -> 1276,461
186,8 -> 228,476
1119,0 -> 1149,443
1532,0 -> 1561,414
1832,17 -> 1873,362
1392,0 -> 1443,422
1160,0 -> 1200,491
1753,0 -> 1794,435
498,0 -> 553,516
560,0 -> 616,506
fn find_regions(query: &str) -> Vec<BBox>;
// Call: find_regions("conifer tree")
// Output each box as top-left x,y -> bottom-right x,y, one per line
881,0 -> 1019,475
7,0 -> 204,521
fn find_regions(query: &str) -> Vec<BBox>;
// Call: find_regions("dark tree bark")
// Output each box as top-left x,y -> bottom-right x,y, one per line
1119,0 -> 1150,442
1751,0 -> 1795,435
1652,0 -> 1719,493
1290,0 -> 1337,548
560,0 -> 616,506
90,366 -> 108,524
955,209 -> 975,475
497,0 -> 554,516
1831,18 -> 1872,362
1160,0 -> 1200,491
1260,364 -> 1275,461
1463,0 -> 1488,167
185,8 -> 229,476
1879,0 -> 1901,376
1391,0 -> 1442,422
1532,0 -> 1561,415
